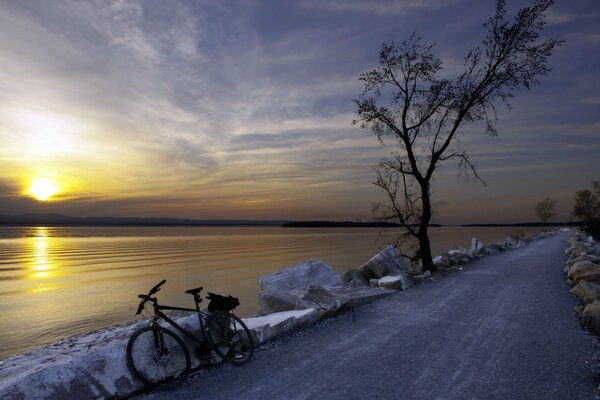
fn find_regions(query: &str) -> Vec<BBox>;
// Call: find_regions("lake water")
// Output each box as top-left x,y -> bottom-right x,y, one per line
0,225 -> 543,359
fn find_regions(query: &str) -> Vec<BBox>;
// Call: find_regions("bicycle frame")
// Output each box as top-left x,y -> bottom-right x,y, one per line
149,302 -> 210,347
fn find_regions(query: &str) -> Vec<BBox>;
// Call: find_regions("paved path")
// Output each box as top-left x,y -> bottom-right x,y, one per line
137,232 -> 598,400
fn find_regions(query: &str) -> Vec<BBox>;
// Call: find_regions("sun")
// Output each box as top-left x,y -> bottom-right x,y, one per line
29,178 -> 60,201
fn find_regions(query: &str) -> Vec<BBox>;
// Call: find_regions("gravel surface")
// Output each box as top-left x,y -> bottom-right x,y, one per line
134,232 -> 598,400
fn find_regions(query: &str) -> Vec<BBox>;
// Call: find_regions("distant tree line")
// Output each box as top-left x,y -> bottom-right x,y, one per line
535,181 -> 600,239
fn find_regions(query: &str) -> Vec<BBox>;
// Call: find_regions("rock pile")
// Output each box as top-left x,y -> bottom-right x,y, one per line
258,245 -> 415,317
564,232 -> 600,335
431,233 -> 549,271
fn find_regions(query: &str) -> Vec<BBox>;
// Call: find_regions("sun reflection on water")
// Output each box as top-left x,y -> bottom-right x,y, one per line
28,227 -> 59,293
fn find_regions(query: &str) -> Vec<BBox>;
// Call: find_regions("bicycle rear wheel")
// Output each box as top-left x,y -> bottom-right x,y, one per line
206,311 -> 254,365
126,326 -> 191,387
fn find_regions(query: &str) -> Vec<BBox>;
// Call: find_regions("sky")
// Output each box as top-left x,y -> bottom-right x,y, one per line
0,0 -> 598,224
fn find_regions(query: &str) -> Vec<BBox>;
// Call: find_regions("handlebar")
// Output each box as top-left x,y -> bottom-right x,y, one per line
149,279 -> 166,295
135,280 -> 166,315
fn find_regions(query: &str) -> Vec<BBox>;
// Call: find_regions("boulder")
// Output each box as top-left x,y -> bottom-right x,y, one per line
449,252 -> 472,265
436,251 -> 472,268
295,286 -> 353,314
567,261 -> 600,286
470,238 -> 484,254
412,270 -> 433,283
258,290 -> 300,314
377,273 -> 413,290
491,241 -> 508,251
565,255 -> 600,274
581,300 -> 600,336
479,245 -> 500,256
448,248 -> 469,255
502,236 -> 517,248
330,286 -> 396,306
259,258 -> 342,293
258,258 -> 343,314
570,280 -> 600,305
369,278 -> 380,287
341,269 -> 369,287
243,309 -> 322,344
359,245 -> 414,280
433,255 -> 452,269
569,254 -> 600,267
566,244 -> 593,260
567,260 -> 600,280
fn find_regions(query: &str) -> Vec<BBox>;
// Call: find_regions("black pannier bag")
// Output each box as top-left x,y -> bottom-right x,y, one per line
207,292 -> 240,312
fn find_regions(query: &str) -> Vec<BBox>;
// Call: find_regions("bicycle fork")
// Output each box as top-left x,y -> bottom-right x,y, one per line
151,321 -> 170,362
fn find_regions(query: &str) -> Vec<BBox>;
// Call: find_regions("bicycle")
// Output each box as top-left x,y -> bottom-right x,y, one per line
126,279 -> 254,387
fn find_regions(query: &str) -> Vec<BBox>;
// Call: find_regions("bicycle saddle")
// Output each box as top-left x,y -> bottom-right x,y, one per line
185,286 -> 203,296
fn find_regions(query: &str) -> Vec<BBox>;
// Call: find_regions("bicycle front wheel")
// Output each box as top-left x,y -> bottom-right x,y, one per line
126,326 -> 191,387
206,311 -> 254,365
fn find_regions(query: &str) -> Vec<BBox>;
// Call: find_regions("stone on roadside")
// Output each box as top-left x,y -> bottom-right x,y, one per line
369,278 -> 379,287
258,258 -> 343,314
570,280 -> 600,305
377,273 -> 413,290
433,254 -> 452,269
259,258 -> 343,293
569,255 -> 600,267
470,238 -> 484,255
448,248 -> 469,256
449,252 -> 472,265
581,300 -> 600,336
566,244 -> 594,261
295,286 -> 353,314
258,290 -> 300,314
567,260 -> 600,286
341,269 -> 369,287
479,245 -> 500,256
412,270 -> 432,282
359,245 -> 414,280
330,286 -> 396,306
243,309 -> 321,344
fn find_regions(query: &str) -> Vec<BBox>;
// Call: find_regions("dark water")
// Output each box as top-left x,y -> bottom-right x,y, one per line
0,225 -> 541,359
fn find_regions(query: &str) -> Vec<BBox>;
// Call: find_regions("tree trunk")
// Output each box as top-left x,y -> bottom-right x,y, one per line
419,182 -> 436,272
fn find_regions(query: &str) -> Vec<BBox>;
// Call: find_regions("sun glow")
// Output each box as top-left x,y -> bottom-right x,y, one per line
29,178 -> 60,201
28,228 -> 60,293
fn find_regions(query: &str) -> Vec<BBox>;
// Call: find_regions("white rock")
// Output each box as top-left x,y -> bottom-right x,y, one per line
377,273 -> 413,290
448,248 -> 469,255
243,309 -> 321,344
259,258 -> 343,293
470,238 -> 484,253
258,258 -> 343,314
359,245 -> 414,279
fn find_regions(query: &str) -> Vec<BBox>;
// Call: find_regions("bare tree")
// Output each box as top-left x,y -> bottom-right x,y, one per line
573,181 -> 600,229
535,197 -> 555,225
353,0 -> 562,272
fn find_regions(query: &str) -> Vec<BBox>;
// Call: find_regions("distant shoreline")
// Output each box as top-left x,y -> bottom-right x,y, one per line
0,213 -> 581,228
283,221 -> 580,228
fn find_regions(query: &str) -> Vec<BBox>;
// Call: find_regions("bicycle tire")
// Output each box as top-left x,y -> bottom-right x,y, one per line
126,326 -> 191,387
206,311 -> 254,365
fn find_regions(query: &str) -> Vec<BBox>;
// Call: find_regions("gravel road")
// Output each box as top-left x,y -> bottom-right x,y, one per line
135,232 -> 598,400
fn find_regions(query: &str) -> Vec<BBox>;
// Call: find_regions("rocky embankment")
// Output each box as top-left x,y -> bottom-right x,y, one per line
564,233 -> 600,334
0,230 -> 562,400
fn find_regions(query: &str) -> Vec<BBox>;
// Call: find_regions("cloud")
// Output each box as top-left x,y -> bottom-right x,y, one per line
0,0 -> 598,221
300,0 -> 458,15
